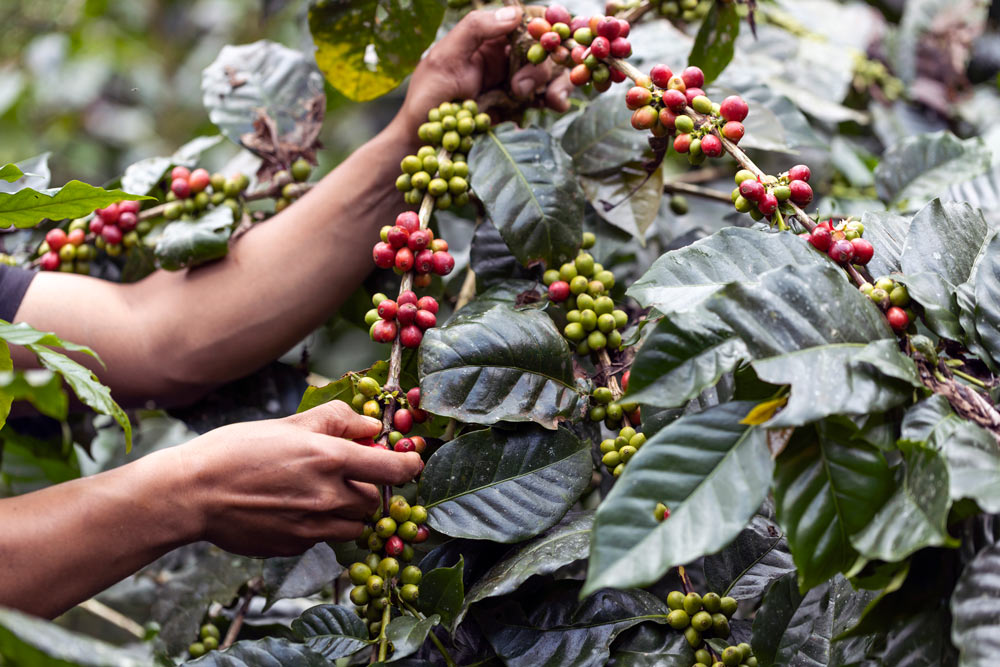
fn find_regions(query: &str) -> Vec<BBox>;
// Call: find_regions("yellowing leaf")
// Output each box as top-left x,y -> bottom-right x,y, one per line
741,397 -> 789,425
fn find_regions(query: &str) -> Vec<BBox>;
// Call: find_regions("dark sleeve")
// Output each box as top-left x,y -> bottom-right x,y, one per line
0,264 -> 36,322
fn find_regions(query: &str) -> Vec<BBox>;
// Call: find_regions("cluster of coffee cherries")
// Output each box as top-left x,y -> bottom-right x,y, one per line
163,166 -> 249,222
524,6 -> 632,93
373,211 -> 455,288
598,424 -> 645,476
692,642 -> 757,667
366,290 -> 440,349
666,591 -> 745,657
656,0 -> 712,23
350,379 -> 430,454
731,164 -> 815,224
348,497 -> 429,638
802,217 -> 874,268
273,159 -> 313,212
860,276 -> 913,333
187,622 -> 221,659
37,221 -> 98,273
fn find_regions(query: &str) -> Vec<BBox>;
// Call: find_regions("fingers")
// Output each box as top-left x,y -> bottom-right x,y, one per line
510,62 -> 554,100
340,446 -> 424,486
441,7 -> 524,58
296,517 -> 366,543
341,479 -> 382,517
293,400 -> 382,439
545,71 -> 573,112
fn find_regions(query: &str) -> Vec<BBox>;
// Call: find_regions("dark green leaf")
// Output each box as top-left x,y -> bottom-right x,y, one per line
447,282 -> 541,324
859,210 -> 910,278
0,164 -> 24,182
850,441 -> 958,562
944,163 -> 1000,218
469,219 -> 536,290
308,0 -> 444,102
0,427 -> 81,496
0,181 -> 151,229
773,420 -> 894,590
0,606 -> 151,666
608,623 -> 693,667
900,199 -> 990,286
626,309 -> 746,409
184,637 -> 328,666
750,574 -> 845,666
688,0 -> 741,86
951,540 -> 1000,666
898,272 -> 963,340
561,93 -> 651,176
584,402 -> 772,595
870,607 -> 951,666
455,511 -> 593,629
580,164 -> 662,240
875,132 -> 992,208
0,369 -> 68,420
468,123 -> 584,267
154,206 -> 234,271
418,305 -> 586,428
703,515 -> 794,601
384,614 -> 440,663
291,604 -> 370,659
972,233 -> 1000,368
417,556 -> 464,628
627,227 -> 826,314
201,40 -> 325,149
262,544 -> 342,610
478,588 -> 669,667
419,425 -> 591,542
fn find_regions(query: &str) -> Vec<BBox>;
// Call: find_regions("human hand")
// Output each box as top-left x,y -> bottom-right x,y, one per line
167,401 -> 422,557
395,6 -> 573,133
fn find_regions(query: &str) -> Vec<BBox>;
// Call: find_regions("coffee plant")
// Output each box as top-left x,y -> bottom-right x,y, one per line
1,0 -> 1000,665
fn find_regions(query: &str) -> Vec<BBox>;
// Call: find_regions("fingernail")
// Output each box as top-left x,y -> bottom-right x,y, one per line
495,6 -> 517,21
514,79 -> 534,97
364,416 -> 382,428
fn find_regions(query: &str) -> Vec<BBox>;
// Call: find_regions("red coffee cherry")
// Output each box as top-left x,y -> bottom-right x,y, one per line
387,225 -> 409,249
758,193 -> 778,216
378,300 -> 398,320
828,239 -> 855,264
170,166 -> 191,181
673,134 -> 692,153
431,251 -> 455,276
67,228 -> 85,246
887,306 -> 909,332
97,203 -> 120,224
590,35 -> 610,59
739,180 -> 765,202
617,18 -> 630,37
548,280 -> 571,302
808,226 -> 833,252
189,168 -> 211,193
354,436 -> 375,447
118,200 -> 140,215
396,211 -> 420,232
40,251 -> 61,271
631,106 -> 658,130
373,242 -> 395,269
395,247 -> 415,272
430,238 -> 449,253
681,66 -> 705,89
394,408 -> 415,433
789,180 -> 813,206
407,387 -> 421,408
415,309 -> 437,330
722,121 -> 745,143
397,302 -> 418,326
788,164 -> 811,182
658,108 -> 678,130
545,4 -> 572,26
527,17 -> 552,39
626,86 -> 653,110
413,525 -> 430,543
118,212 -> 138,232
571,45 -> 587,64
394,438 -> 416,453
398,290 -> 418,306
540,31 -> 562,51
102,225 -> 123,245
89,218 -> 104,234
851,238 -> 874,265
570,64 -> 591,86
400,325 -> 423,349
410,435 -> 427,453
610,67 -> 627,83
609,37 -> 631,58
622,369 -> 630,391
684,87 -> 705,104
662,89 -> 687,112
413,273 -> 432,288
414,249 -> 434,274
700,134 -> 722,158
385,535 -> 405,557
417,296 -> 438,314
407,229 -> 431,252
649,64 -> 673,88
171,179 -> 191,199
596,16 -> 620,39
719,96 -> 749,122
372,319 -> 398,343
45,228 -> 68,251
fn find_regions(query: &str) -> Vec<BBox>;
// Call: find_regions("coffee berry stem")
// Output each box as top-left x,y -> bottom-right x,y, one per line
377,602 -> 392,661
662,180 -> 733,204
596,348 -> 633,428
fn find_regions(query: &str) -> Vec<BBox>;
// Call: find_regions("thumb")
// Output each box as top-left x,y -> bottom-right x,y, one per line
292,400 -> 382,440
444,6 -> 523,55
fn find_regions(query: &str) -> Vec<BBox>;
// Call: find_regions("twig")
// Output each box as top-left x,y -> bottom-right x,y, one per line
677,565 -> 694,594
618,0 -> 656,23
663,181 -> 733,204
377,603 -> 392,662
455,267 -> 478,312
78,599 -> 145,639
221,580 -> 259,650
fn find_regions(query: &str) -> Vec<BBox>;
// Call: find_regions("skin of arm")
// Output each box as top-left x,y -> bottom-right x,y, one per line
10,6 -> 570,407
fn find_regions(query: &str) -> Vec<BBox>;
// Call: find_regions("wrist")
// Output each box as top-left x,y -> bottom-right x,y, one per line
134,445 -> 209,546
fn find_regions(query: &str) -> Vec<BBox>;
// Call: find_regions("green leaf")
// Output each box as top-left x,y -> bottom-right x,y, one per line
625,309 -> 747,409
183,637 -> 329,666
898,272 -> 963,340
900,199 -> 991,286
703,515 -> 794,601
0,370 -> 68,421
262,544 -> 343,611
750,574 -> 842,666
951,540 -> 1000,667
416,556 -> 464,628
850,441 -> 958,562
418,304 -> 586,428
477,588 -> 669,667
419,425 -> 591,542
0,181 -> 151,229
0,321 -> 98,358
455,511 -> 593,629
584,402 -> 772,595
0,427 -> 81,496
580,164 -> 662,241
384,614 -> 440,663
609,623 -> 693,667
627,227 -> 826,315
120,136 -> 223,196
201,40 -> 326,150
468,123 -> 584,267
971,233 -> 1000,368
561,93 -> 651,176
874,131 -> 992,208
0,164 -> 24,182
688,0 -> 741,85
308,0 -> 444,102
291,604 -> 370,659
154,206 -> 234,271
773,420 -> 894,591
859,210 -> 910,278
902,395 -> 1000,513
0,606 -> 152,666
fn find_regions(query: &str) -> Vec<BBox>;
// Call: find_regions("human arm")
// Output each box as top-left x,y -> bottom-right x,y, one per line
11,6 -> 571,406
0,401 -> 422,618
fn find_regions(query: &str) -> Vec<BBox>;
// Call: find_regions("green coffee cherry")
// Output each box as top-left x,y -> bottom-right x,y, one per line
720,596 -> 738,617
200,624 -> 220,641
358,377 -> 380,397
350,585 -> 370,605
581,231 -> 596,248
401,565 -> 422,585
702,592 -> 721,613
602,451 -> 621,468
597,313 -> 616,333
666,609 -> 690,629
543,269 -> 560,285
683,592 -> 702,615
559,262 -> 578,281
594,387 -> 613,404
721,647 -> 741,666
189,642 -> 206,658
377,557 -> 400,578
575,253 -> 595,276
594,296 -> 614,315
691,610 -> 713,631
590,406 -> 606,421
564,322 -> 585,341
667,591 -> 685,610
576,293 -> 596,311
684,626 -> 701,648
594,270 -> 615,289
580,309 -> 598,331
587,330 -> 607,350
735,169 -> 755,184
349,562 -> 372,585
600,438 -> 617,454
675,115 -> 695,133
712,613 -> 731,638
619,445 -> 637,462
375,517 -> 397,538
